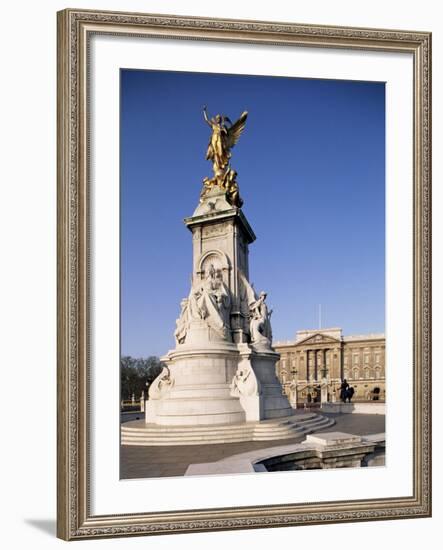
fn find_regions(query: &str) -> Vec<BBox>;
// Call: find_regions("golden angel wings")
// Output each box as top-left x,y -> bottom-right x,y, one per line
224,110 -> 248,150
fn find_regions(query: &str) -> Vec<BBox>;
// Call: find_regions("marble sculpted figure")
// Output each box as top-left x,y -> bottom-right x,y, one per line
174,260 -> 273,349
249,291 -> 273,347
230,365 -> 258,397
188,263 -> 231,340
174,299 -> 189,345
174,263 -> 232,345
148,366 -> 174,399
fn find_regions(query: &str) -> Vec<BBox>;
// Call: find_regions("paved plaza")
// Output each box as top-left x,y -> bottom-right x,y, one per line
120,412 -> 385,479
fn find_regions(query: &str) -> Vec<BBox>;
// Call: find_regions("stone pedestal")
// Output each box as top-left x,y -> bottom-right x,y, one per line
233,345 -> 293,421
146,341 -> 245,426
146,342 -> 293,425
146,186 -> 292,427
184,188 -> 256,344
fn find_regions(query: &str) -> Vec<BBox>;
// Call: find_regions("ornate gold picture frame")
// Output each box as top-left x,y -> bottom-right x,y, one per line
57,8 -> 431,540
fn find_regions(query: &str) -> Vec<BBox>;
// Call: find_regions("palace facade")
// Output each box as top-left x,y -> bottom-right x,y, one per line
274,328 -> 385,405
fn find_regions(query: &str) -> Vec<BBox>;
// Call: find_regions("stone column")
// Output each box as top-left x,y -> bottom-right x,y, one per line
319,349 -> 328,405
333,346 -> 342,381
299,350 -> 307,383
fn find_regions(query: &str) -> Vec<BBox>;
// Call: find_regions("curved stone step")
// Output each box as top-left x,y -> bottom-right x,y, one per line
251,419 -> 335,441
121,414 -> 335,446
123,413 -> 318,434
252,417 -> 331,434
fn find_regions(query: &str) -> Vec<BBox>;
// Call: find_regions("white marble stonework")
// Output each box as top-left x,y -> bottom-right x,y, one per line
305,432 -> 362,447
320,402 -> 386,415
145,187 -> 293,427
184,432 -> 386,474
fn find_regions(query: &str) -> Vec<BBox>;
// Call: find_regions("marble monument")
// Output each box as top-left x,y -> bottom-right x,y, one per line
145,108 -> 293,427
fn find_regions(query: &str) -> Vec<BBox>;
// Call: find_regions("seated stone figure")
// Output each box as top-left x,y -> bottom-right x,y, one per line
175,264 -> 232,343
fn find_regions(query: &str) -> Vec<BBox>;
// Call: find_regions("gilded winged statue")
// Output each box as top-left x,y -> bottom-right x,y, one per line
201,106 -> 248,207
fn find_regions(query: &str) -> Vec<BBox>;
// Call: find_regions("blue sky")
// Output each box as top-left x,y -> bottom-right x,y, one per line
121,69 -> 385,357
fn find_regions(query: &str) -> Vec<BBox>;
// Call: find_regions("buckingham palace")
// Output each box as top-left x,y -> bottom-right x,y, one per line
274,328 -> 385,406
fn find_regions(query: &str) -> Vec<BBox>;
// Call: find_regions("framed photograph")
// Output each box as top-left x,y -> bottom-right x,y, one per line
57,8 -> 431,540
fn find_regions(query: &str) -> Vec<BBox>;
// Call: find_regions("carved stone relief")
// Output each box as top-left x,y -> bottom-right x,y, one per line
148,367 -> 174,400
202,222 -> 228,238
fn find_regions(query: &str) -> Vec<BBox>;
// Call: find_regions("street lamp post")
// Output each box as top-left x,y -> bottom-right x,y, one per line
320,365 -> 329,407
289,367 -> 298,409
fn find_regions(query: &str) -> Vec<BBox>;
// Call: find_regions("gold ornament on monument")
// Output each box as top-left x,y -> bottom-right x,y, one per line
201,106 -> 248,207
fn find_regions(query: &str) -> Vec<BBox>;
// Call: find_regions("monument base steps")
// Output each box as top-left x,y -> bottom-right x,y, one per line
121,413 -> 335,446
